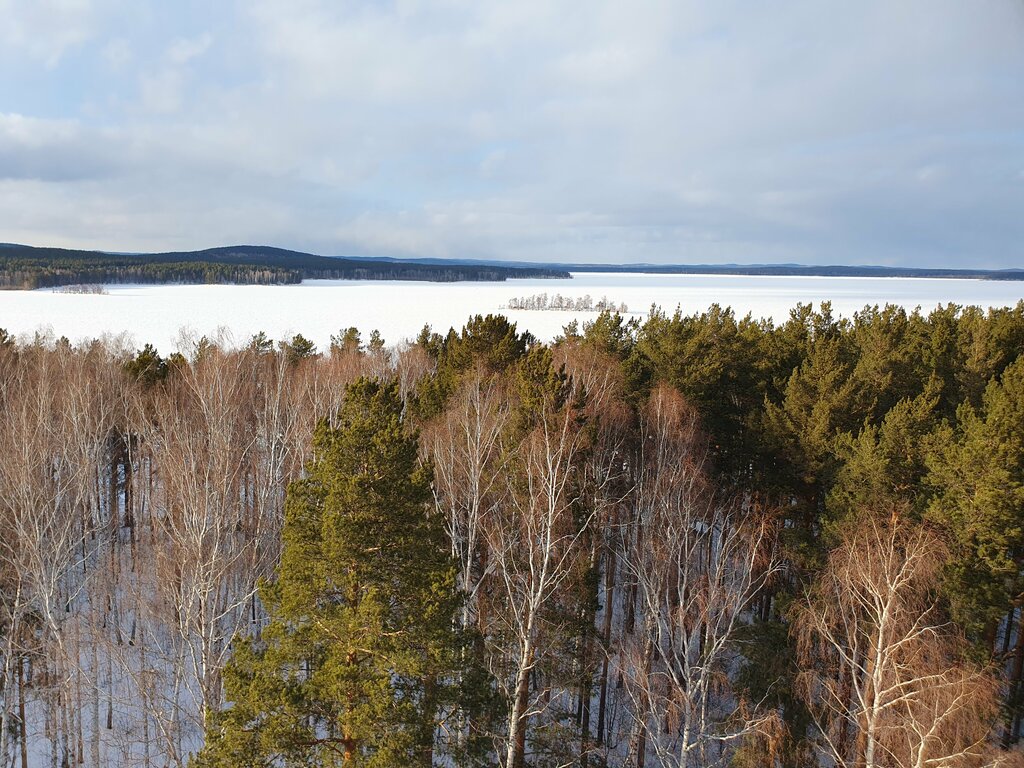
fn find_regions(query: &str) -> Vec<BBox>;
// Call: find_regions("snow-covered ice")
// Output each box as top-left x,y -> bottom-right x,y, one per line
2,272 -> 1023,351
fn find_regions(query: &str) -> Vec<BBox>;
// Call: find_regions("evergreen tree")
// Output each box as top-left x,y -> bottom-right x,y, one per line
281,333 -> 317,365
636,304 -> 766,477
956,302 -> 1024,410
414,315 -> 531,418
367,330 -> 385,355
123,343 -> 168,385
249,331 -> 275,355
194,378 -> 460,767
825,383 -> 940,536
330,327 -> 362,355
847,304 -> 920,420
927,356 -> 1024,643
414,324 -> 443,359
579,311 -> 636,360
915,304 -> 964,418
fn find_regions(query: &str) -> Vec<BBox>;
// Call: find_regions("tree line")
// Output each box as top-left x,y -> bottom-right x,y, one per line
0,244 -> 570,290
0,300 -> 1023,767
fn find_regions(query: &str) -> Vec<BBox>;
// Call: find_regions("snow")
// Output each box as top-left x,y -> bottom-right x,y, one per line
2,272 -> 1023,351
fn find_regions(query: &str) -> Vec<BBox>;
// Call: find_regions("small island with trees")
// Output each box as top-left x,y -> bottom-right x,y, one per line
503,292 -> 628,313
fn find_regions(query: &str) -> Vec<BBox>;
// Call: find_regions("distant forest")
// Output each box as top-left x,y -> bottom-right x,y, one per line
561,263 -> 1024,280
0,244 -> 570,289
4,242 -> 1022,291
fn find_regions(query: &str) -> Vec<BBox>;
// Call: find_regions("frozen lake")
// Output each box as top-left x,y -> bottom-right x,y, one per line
2,272 -> 1023,351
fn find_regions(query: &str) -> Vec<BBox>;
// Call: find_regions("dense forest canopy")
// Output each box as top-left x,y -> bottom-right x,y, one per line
0,244 -> 570,289
1,300 -> 1024,767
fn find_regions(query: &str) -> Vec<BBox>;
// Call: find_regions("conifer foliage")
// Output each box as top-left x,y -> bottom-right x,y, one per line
195,378 -> 459,768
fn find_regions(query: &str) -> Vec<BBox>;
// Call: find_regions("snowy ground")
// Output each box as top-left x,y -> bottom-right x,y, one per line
2,272 -> 1023,351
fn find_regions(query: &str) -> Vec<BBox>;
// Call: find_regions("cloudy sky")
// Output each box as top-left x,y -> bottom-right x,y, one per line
1,1 -> 1022,267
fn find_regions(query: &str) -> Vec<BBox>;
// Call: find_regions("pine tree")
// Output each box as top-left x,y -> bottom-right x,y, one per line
194,378 -> 460,767
281,333 -> 317,365
123,343 -> 168,385
413,314 -> 531,419
330,327 -> 362,355
636,304 -> 763,474
249,331 -> 275,355
825,382 -> 940,535
927,356 -> 1024,642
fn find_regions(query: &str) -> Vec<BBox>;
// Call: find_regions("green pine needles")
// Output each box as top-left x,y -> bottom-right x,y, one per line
194,378 -> 461,767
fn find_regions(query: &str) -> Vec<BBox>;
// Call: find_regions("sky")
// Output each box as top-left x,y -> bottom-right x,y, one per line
1,1 -> 1022,268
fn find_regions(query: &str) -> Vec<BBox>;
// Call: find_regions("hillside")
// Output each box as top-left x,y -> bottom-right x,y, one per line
0,244 -> 570,289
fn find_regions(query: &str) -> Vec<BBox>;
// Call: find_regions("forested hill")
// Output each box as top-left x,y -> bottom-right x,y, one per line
0,243 -> 570,289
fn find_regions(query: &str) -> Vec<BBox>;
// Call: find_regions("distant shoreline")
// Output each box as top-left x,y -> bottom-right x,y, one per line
0,243 -> 570,290
559,264 -> 1024,281
0,242 -> 1020,287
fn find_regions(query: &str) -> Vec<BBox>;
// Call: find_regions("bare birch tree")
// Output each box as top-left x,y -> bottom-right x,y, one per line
133,346 -> 277,759
622,385 -> 782,768
556,342 -> 636,762
484,353 -> 593,768
427,367 -> 512,631
795,507 -> 1008,768
0,344 -> 112,767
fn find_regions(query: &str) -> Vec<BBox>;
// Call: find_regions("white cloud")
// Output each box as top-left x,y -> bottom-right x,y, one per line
100,37 -> 132,69
137,72 -> 180,113
0,113 -> 125,181
0,113 -> 79,147
0,0 -> 102,67
167,33 -> 212,65
138,33 -> 214,113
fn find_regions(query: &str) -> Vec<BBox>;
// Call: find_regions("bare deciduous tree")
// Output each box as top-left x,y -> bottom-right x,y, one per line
0,344 -> 118,767
622,385 -> 782,768
427,367 -> 511,631
795,507 -> 1006,768
484,372 -> 592,768
556,343 -> 635,761
134,346 -> 277,757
